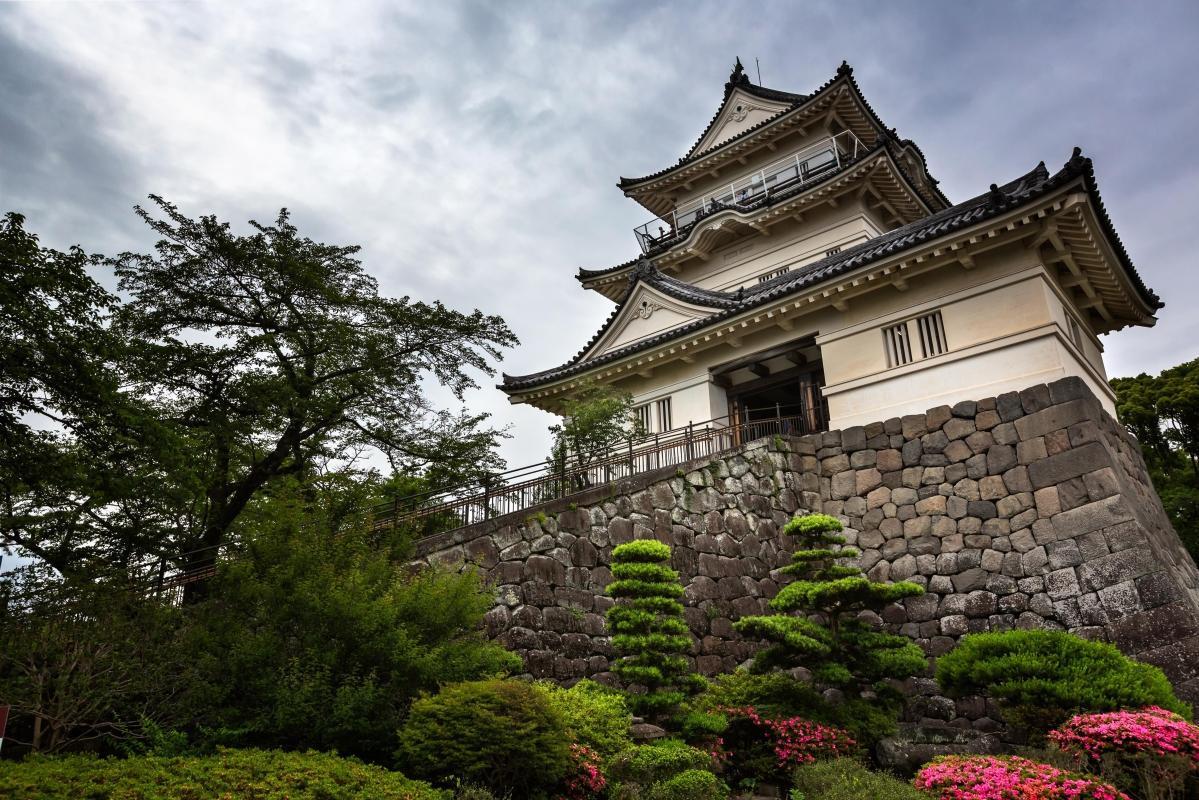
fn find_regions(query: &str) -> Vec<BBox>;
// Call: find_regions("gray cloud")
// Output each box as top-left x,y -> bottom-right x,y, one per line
1,0 -> 1197,470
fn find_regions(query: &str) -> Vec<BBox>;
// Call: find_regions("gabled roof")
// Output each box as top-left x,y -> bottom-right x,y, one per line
683,58 -> 807,158
502,150 -> 1162,394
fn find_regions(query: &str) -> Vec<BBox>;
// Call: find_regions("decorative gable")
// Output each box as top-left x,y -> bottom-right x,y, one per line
584,283 -> 720,359
688,88 -> 792,158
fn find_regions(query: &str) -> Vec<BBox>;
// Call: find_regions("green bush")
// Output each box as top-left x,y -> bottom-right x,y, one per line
790,758 -> 927,800
538,679 -> 633,757
697,669 -> 899,747
606,541 -> 705,722
936,630 -> 1191,737
0,748 -> 447,799
607,739 -> 713,786
646,768 -> 729,800
396,679 -> 569,798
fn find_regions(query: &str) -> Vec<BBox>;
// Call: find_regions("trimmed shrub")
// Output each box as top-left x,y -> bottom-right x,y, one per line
790,758 -> 929,800
396,679 -> 569,798
646,768 -> 728,800
0,748 -> 447,799
718,706 -> 855,785
936,630 -> 1190,737
607,739 -> 714,786
606,540 -> 704,721
538,679 -> 633,757
734,514 -> 925,721
916,754 -> 1129,800
1050,706 -> 1199,798
697,668 -> 899,747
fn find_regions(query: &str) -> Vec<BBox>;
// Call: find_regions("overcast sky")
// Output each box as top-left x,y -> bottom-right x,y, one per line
3,0 -> 1197,472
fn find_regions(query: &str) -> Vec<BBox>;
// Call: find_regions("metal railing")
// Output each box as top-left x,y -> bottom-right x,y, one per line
373,403 -> 826,533
634,131 -> 866,253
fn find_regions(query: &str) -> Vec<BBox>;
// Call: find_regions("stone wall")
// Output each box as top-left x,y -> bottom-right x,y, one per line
412,376 -> 1199,710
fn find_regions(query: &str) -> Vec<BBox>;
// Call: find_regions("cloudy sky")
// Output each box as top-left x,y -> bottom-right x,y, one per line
3,0 -> 1198,470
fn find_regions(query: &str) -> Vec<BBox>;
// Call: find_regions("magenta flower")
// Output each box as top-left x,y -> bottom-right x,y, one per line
915,754 -> 1130,800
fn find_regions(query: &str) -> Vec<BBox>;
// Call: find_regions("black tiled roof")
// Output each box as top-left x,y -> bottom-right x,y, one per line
502,151 -> 1161,393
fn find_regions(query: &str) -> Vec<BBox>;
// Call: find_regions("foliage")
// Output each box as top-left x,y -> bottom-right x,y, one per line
790,758 -> 930,800
0,569 -> 186,755
1050,706 -> 1199,800
915,755 -> 1130,800
396,679 -> 570,798
547,381 -> 642,492
717,706 -> 855,785
0,748 -> 448,800
607,739 -> 715,787
936,630 -> 1190,738
606,540 -> 704,720
560,743 -> 606,800
538,679 -> 633,758
2,202 -> 514,589
1112,360 -> 1199,561
734,514 -> 926,716
175,477 -> 520,762
645,769 -> 729,800
695,669 -> 899,747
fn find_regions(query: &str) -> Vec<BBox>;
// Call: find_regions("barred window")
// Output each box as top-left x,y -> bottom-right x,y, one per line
634,403 -> 651,434
883,321 -> 914,367
825,246 -> 842,257
655,398 -> 673,432
916,310 -> 948,358
758,266 -> 790,283
1068,317 -> 1084,350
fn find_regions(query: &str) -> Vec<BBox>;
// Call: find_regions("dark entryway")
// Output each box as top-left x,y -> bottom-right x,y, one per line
711,336 -> 829,444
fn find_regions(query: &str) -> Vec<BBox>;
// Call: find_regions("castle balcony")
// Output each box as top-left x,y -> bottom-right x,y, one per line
634,130 -> 866,254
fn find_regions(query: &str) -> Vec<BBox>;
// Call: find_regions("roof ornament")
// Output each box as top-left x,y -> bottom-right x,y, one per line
725,57 -> 751,96
1066,146 -> 1088,172
836,60 -> 853,77
987,183 -> 1007,209
632,256 -> 657,281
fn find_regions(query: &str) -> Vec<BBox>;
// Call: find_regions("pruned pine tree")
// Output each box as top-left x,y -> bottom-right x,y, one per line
735,513 -> 926,704
605,540 -> 704,721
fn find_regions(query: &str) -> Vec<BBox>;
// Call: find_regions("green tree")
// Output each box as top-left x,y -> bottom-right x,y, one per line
734,514 -> 926,713
1112,358 -> 1199,560
547,381 -> 641,494
605,540 -> 705,722
175,473 -> 521,762
1,201 -> 516,587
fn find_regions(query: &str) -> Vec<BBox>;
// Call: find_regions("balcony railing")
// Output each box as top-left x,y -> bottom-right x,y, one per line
635,130 -> 866,253
373,402 -> 827,535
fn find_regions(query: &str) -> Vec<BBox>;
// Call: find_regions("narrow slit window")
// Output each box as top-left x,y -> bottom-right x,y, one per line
916,310 -> 948,358
634,403 -> 652,434
825,246 -> 842,257
883,321 -> 913,367
655,398 -> 672,433
1068,317 -> 1084,350
758,266 -> 790,283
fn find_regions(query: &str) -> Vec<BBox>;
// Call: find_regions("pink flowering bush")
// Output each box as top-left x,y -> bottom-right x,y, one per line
557,743 -> 606,800
717,705 -> 854,783
915,754 -> 1130,800
1049,707 -> 1199,799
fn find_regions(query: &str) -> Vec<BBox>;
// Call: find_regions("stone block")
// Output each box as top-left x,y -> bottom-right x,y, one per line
1077,547 -> 1158,592
1014,398 -> 1099,441
1044,567 -> 1081,600
1052,495 -> 1135,541
1020,384 -> 1052,414
986,445 -> 1018,475
1028,441 -> 1112,489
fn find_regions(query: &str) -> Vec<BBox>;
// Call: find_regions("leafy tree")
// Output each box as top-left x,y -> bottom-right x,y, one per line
1112,358 -> 1199,561
734,514 -> 926,714
0,567 -> 185,755
605,540 -> 705,722
547,381 -> 642,494
175,474 -> 521,762
1,201 -> 516,587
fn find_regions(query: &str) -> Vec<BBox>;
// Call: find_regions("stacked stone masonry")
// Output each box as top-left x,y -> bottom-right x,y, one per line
412,377 -> 1199,721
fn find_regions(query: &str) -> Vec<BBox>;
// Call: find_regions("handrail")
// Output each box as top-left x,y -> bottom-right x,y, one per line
373,403 -> 827,533
634,130 -> 865,253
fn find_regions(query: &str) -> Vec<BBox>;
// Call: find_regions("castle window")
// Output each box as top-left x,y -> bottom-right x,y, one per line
1068,317 -> 1084,350
758,266 -> 790,283
825,246 -> 842,257
634,403 -> 651,434
916,310 -> 948,358
883,322 -> 914,367
655,398 -> 673,432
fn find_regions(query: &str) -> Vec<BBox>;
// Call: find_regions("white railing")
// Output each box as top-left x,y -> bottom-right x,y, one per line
635,131 -> 866,253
